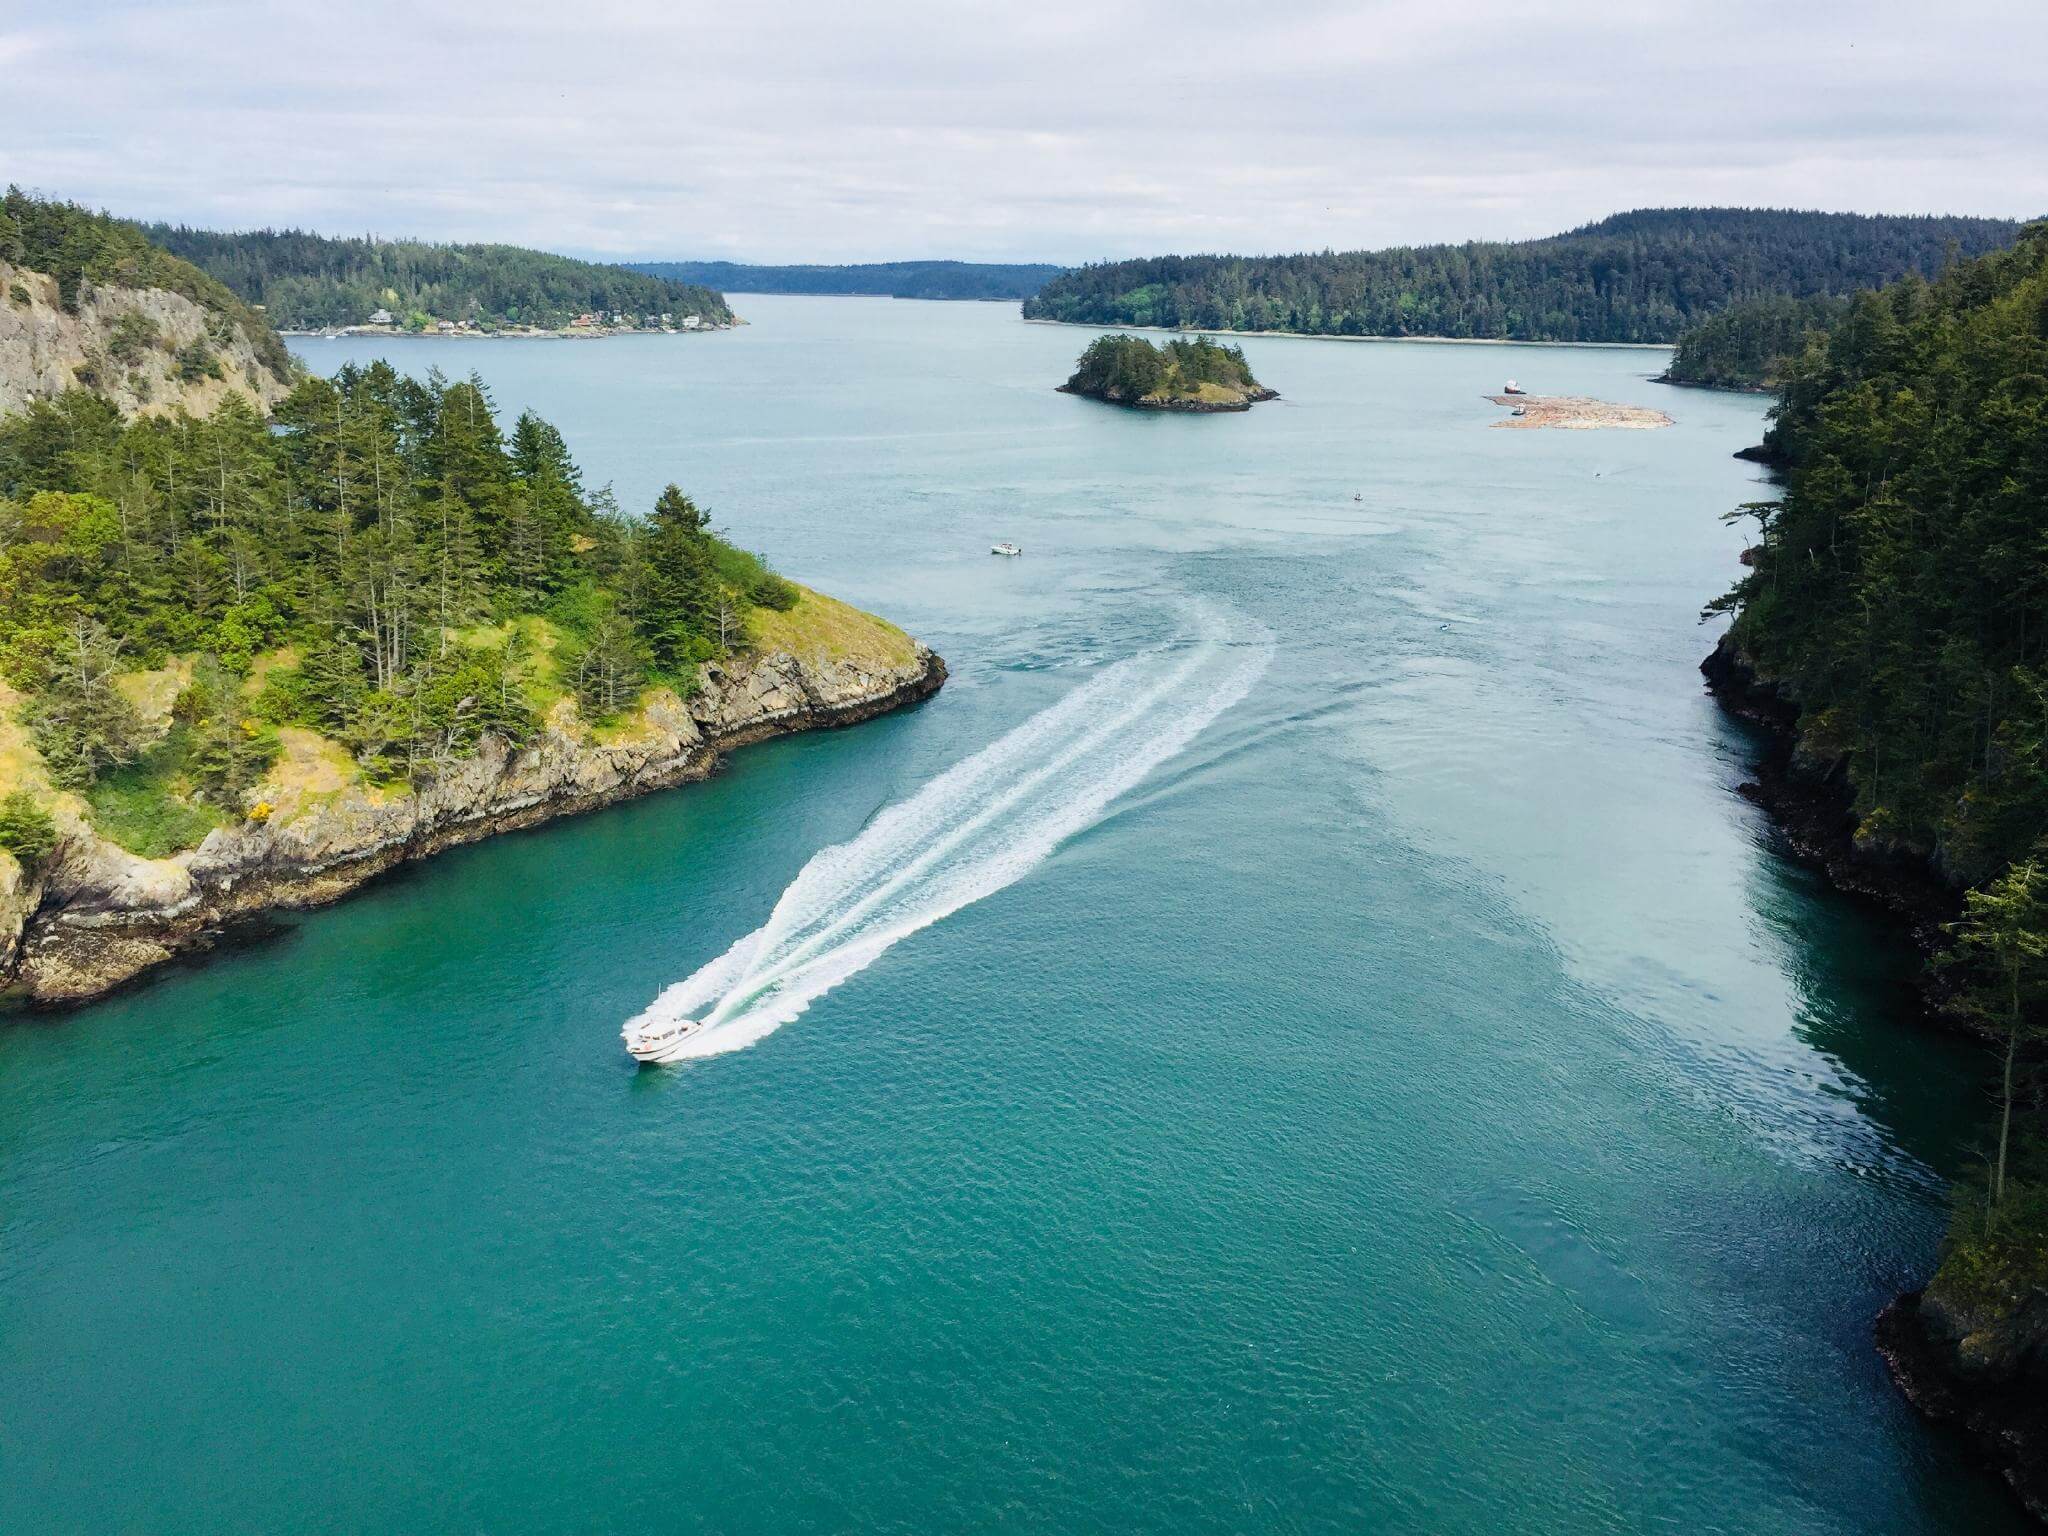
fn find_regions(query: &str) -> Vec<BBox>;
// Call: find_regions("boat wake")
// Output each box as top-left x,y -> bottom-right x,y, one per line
622,600 -> 1272,1062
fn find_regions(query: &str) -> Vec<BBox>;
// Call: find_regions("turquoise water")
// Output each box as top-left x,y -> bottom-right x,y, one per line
0,300 -> 2022,1532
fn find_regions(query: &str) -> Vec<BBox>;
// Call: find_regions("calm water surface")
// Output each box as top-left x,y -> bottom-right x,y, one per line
0,299 -> 2020,1532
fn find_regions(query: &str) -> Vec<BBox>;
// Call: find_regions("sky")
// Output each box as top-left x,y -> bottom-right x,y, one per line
2,0 -> 2044,265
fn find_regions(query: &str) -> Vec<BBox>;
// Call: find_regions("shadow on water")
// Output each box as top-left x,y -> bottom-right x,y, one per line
1714,709 -> 1994,1184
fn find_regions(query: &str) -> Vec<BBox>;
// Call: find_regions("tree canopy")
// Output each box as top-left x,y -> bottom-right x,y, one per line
1714,222 -> 2048,1273
0,369 -> 795,850
627,259 -> 1063,301
1026,208 -> 2022,344
1662,293 -> 1853,390
147,226 -> 735,332
1062,334 -> 1264,405
1715,221 -> 2048,879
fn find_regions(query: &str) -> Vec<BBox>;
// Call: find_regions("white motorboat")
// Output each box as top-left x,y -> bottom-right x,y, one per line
623,1014 -> 705,1063
991,541 -> 1023,557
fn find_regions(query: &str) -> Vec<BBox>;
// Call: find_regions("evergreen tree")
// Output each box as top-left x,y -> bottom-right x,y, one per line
1944,861 -> 2048,1211
0,372 -> 802,831
638,484 -> 718,671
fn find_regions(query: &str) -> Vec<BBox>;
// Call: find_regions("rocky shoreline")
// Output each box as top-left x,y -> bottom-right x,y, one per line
1020,316 -> 1673,351
1054,382 -> 1278,412
1877,1292 -> 2048,1522
1700,634 -> 1962,966
1702,632 -> 2046,1523
1650,372 -> 1774,395
283,321 -> 739,341
1,641 -> 944,1009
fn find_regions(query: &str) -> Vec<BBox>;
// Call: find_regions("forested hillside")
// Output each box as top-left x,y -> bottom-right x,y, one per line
0,370 -> 794,855
1025,209 -> 2021,343
1661,293 -> 1850,390
628,259 -> 1061,300
1710,224 -> 2048,1351
149,227 -> 735,331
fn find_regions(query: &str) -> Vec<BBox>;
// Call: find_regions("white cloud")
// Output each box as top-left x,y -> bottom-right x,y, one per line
0,0 -> 2041,262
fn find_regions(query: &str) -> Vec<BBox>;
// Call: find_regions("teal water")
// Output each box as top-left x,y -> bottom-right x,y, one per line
0,300 -> 2022,1532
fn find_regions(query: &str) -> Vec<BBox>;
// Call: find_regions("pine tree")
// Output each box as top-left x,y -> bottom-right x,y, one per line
1945,861 -> 2048,1211
638,484 -> 717,672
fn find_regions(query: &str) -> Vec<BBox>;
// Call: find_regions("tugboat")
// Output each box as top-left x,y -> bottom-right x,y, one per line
1502,379 -> 1527,396
623,1014 -> 705,1063
991,541 -> 1023,557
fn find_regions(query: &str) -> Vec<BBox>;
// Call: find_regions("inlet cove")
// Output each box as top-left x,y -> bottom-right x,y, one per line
3,285 -> 2034,1533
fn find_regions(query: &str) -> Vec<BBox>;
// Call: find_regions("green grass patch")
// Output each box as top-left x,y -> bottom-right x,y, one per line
85,726 -> 228,857
748,586 -> 917,667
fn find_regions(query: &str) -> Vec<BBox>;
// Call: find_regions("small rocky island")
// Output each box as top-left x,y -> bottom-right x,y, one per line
1059,333 -> 1277,412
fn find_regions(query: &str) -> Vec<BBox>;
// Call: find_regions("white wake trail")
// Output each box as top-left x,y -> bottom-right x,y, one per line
624,601 -> 1271,1062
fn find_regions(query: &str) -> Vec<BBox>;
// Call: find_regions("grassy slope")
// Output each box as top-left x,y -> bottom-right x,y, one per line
750,586 -> 918,667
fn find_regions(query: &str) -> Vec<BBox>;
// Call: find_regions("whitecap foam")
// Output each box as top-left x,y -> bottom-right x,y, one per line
624,599 -> 1271,1062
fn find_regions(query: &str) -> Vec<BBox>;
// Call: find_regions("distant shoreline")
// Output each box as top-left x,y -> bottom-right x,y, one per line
282,323 -> 740,341
1023,316 -> 1672,352
707,292 -> 1020,302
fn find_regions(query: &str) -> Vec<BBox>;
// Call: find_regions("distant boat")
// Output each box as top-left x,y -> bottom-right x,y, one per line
991,541 -> 1023,557
1502,380 -> 1527,395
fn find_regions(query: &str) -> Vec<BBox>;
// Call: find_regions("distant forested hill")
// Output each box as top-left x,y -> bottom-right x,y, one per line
1024,209 -> 2023,344
627,260 -> 1063,300
147,226 -> 735,331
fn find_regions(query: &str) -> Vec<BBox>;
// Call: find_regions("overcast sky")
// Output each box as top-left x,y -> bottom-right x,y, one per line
3,1 -> 2043,264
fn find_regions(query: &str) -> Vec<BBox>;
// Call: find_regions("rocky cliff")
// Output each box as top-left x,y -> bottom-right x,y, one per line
1878,1287 -> 2048,1522
0,260 -> 292,417
1,638 -> 943,1006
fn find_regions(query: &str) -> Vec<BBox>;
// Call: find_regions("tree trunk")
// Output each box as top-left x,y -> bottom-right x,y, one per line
1996,963 -> 2019,1209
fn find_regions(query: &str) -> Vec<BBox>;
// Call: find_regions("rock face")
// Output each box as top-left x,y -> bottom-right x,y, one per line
1056,380 -> 1277,412
1878,1289 -> 2048,1522
0,261 -> 292,417
1,641 -> 944,1006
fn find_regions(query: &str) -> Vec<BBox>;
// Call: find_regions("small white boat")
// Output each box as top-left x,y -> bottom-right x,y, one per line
1502,379 -> 1527,395
991,541 -> 1023,557
623,1015 -> 705,1063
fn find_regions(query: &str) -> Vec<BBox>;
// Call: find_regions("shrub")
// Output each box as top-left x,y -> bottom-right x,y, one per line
710,541 -> 799,611
175,339 -> 222,383
1930,1163 -> 2048,1312
107,309 -> 159,365
749,571 -> 800,610
0,789 -> 58,865
84,731 -> 227,856
177,662 -> 281,809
